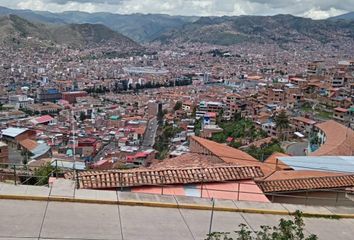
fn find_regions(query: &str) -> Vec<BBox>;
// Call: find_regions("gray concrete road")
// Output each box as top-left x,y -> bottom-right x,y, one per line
142,117 -> 158,148
1,199 -> 354,240
286,141 -> 308,156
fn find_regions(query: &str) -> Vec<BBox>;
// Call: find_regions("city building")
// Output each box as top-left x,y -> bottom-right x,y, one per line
0,141 -> 8,164
62,91 -> 88,104
8,95 -> 34,109
37,88 -> 62,103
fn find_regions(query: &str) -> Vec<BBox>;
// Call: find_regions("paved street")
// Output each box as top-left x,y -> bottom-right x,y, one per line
1,199 -> 354,240
93,141 -> 116,162
286,141 -> 308,156
142,117 -> 158,148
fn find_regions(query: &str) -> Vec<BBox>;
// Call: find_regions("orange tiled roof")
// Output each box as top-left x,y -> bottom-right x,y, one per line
258,171 -> 354,193
292,116 -> 316,125
133,126 -> 146,135
148,153 -> 230,169
191,136 -> 273,175
191,136 -> 258,163
311,120 -> 354,156
19,139 -> 38,151
66,166 -> 264,189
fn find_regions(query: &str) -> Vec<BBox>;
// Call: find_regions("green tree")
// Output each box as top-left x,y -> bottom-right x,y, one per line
174,101 -> 183,111
22,163 -> 56,186
194,119 -> 202,136
34,163 -> 55,185
207,211 -> 317,240
245,139 -> 284,161
275,110 -> 290,141
211,132 -> 227,143
79,112 -> 86,122
154,123 -> 183,159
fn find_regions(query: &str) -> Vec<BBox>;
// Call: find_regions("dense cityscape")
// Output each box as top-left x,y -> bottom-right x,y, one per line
0,2 -> 354,240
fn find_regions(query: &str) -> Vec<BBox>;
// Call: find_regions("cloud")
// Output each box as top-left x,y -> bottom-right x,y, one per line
0,0 -> 351,19
302,7 -> 348,20
47,0 -> 125,4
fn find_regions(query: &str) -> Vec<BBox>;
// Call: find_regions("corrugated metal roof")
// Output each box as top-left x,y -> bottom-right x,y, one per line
31,143 -> 51,159
278,156 -> 354,173
1,127 -> 28,138
51,160 -> 86,170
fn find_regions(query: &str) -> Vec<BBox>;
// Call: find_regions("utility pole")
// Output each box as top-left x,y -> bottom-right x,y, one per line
72,110 -> 80,189
208,198 -> 215,237
72,110 -> 76,171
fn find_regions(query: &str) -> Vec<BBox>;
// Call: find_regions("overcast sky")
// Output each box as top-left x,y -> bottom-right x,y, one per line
0,0 -> 352,19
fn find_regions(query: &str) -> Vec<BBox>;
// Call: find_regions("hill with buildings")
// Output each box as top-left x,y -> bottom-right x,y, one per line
1,6 -> 354,46
156,14 -> 354,45
0,14 -> 140,49
0,6 -> 198,43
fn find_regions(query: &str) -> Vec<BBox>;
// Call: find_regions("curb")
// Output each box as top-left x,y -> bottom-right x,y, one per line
0,194 -> 353,219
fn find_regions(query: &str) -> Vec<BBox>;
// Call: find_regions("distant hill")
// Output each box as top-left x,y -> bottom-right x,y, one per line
0,15 -> 50,46
156,14 -> 354,45
50,23 -> 140,48
329,12 -> 354,20
0,14 -> 140,49
0,6 -> 65,24
1,7 -> 353,47
0,6 -> 198,43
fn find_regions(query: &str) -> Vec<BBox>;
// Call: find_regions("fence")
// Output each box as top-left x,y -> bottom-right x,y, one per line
0,160 -> 61,186
1,162 -> 354,206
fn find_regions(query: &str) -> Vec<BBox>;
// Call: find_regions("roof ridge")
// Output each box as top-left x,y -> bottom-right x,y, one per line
260,173 -> 354,183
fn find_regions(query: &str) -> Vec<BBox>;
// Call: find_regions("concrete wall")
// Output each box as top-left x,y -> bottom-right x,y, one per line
268,190 -> 354,206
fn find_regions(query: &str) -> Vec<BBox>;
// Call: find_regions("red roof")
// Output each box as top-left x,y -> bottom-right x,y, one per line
35,115 -> 54,124
205,112 -> 217,118
334,107 -> 348,113
127,152 -> 148,161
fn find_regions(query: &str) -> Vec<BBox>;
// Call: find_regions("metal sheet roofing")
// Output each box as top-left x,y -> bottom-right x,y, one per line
52,160 -> 86,170
1,127 -> 28,138
278,156 -> 354,173
31,143 -> 51,159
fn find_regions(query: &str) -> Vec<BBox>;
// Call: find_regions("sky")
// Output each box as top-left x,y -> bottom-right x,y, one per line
0,0 -> 352,19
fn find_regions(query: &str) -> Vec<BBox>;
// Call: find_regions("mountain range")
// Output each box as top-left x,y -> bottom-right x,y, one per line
157,14 -> 354,45
0,14 -> 140,49
0,6 -> 353,47
0,6 -> 197,43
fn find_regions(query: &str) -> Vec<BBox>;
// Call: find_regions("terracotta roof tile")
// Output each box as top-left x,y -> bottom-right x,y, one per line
148,153 -> 230,169
191,136 -> 258,163
19,139 -> 38,151
190,136 -> 273,175
66,166 -> 264,189
292,116 -> 316,125
257,170 -> 354,193
311,120 -> 354,156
